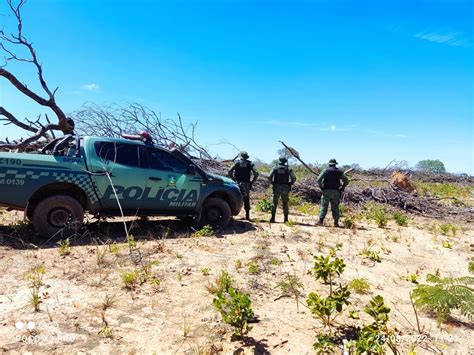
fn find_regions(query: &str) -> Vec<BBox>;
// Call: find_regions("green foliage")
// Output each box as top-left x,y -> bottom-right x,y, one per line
342,215 -> 356,230
411,274 -> 474,325
360,248 -> 382,263
201,267 -> 211,276
57,238 -> 72,256
194,225 -> 214,237
312,255 -> 346,284
247,261 -> 260,275
276,273 -> 304,312
354,296 -> 392,353
439,223 -> 458,237
307,285 -> 351,329
234,259 -> 243,270
416,159 -> 446,174
121,269 -> 142,289
255,198 -> 273,212
404,274 -> 419,284
392,211 -> 408,227
213,274 -> 254,338
441,240 -> 453,249
207,270 -> 236,294
416,181 -> 469,199
269,257 -> 281,266
284,220 -> 297,227
469,261 -> 474,274
296,202 -> 319,216
364,202 -> 387,228
288,193 -> 303,207
338,203 -> 346,217
313,333 -> 335,352
27,266 -> 45,312
349,277 -> 371,294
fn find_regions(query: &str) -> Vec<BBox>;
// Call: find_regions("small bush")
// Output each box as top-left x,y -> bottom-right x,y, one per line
297,202 -> 318,216
364,202 -> 388,228
247,261 -> 260,275
57,238 -> 72,256
256,198 -> 273,212
439,223 -> 458,238
121,269 -> 141,289
194,225 -> 214,237
360,248 -> 381,263
201,267 -> 211,276
469,261 -> 474,274
349,277 -> 371,294
392,211 -> 408,226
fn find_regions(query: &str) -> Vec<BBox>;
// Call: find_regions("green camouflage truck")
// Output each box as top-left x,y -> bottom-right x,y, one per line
0,134 -> 243,236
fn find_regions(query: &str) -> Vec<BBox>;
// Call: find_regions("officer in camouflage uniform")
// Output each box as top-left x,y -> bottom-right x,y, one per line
268,156 -> 296,223
228,151 -> 259,220
317,158 -> 349,227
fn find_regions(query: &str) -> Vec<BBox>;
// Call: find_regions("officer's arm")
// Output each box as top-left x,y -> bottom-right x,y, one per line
317,169 -> 326,189
251,164 -> 259,183
268,168 -> 275,183
289,169 -> 297,185
341,172 -> 349,190
228,163 -> 236,180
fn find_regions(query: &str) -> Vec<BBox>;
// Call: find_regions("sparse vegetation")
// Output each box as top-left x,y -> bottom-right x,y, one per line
439,223 -> 458,238
193,225 -> 214,237
255,198 -> 273,212
276,273 -> 304,312
349,277 -> 371,294
57,238 -> 72,256
392,211 -> 408,226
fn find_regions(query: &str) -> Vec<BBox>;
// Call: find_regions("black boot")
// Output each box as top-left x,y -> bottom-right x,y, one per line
334,220 -> 340,228
270,213 -> 275,223
284,215 -> 288,223
245,210 -> 250,220
316,219 -> 324,226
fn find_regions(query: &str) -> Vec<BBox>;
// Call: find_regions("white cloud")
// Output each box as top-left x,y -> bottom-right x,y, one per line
81,83 -> 100,91
413,30 -> 470,47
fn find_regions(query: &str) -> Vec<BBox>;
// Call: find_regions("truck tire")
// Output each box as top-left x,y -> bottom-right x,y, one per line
199,197 -> 232,228
32,195 -> 84,237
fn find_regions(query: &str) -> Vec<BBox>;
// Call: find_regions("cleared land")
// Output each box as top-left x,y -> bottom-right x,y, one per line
0,200 -> 473,354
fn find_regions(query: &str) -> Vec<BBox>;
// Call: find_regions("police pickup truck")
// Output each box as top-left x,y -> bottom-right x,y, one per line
0,134 -> 243,236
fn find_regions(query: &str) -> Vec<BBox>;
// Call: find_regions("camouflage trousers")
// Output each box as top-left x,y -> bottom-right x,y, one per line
272,184 -> 290,217
238,182 -> 251,211
319,189 -> 341,222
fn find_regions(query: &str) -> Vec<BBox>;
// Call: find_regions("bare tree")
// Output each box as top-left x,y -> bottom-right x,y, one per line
0,0 -> 73,151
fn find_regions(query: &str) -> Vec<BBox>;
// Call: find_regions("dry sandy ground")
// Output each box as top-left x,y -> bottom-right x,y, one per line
0,209 -> 473,354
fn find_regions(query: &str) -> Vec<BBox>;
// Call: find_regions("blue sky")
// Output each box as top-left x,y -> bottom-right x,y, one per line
0,0 -> 473,173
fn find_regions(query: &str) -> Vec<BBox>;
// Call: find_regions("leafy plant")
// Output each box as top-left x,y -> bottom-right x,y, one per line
27,266 -> 45,312
297,202 -> 318,216
360,248 -> 381,263
342,215 -> 356,230
57,238 -> 72,256
213,271 -> 254,338
284,220 -> 297,227
247,261 -> 260,275
439,223 -> 458,238
276,273 -> 304,312
269,257 -> 281,266
206,270 -> 235,294
234,259 -> 243,270
404,274 -> 419,284
312,255 -> 346,287
194,225 -> 214,237
441,240 -> 452,249
392,211 -> 408,227
201,267 -> 211,276
411,274 -> 474,325
353,295 -> 392,353
469,261 -> 474,274
365,202 -> 388,228
121,269 -> 141,290
307,285 -> 351,332
313,333 -> 335,352
255,198 -> 273,213
349,277 -> 371,294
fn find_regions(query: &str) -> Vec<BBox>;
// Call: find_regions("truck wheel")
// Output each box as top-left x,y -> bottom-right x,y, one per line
32,195 -> 84,237
199,197 -> 232,228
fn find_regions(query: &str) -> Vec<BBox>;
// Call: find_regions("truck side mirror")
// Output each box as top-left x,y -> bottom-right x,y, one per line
187,164 -> 196,175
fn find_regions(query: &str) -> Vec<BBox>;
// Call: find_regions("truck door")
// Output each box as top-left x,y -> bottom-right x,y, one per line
89,141 -> 148,211
143,147 -> 203,211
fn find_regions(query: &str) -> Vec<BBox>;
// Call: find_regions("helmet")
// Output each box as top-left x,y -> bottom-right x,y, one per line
240,151 -> 249,159
328,158 -> 338,166
279,156 -> 288,164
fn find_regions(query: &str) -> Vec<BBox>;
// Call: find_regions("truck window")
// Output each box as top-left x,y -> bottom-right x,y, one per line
95,142 -> 140,167
147,148 -> 187,173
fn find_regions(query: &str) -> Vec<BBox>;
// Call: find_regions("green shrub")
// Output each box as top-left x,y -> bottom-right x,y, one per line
307,285 -> 351,330
213,272 -> 254,338
312,255 -> 346,285
439,223 -> 458,238
121,269 -> 142,289
247,261 -> 260,275
297,202 -> 318,216
364,202 -> 387,228
276,273 -> 304,312
392,211 -> 408,227
469,261 -> 474,274
57,238 -> 72,256
411,274 -> 474,325
349,277 -> 371,294
256,198 -> 273,212
193,225 -> 214,237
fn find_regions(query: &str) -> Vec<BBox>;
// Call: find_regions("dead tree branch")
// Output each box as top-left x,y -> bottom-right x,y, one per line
0,0 -> 73,151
